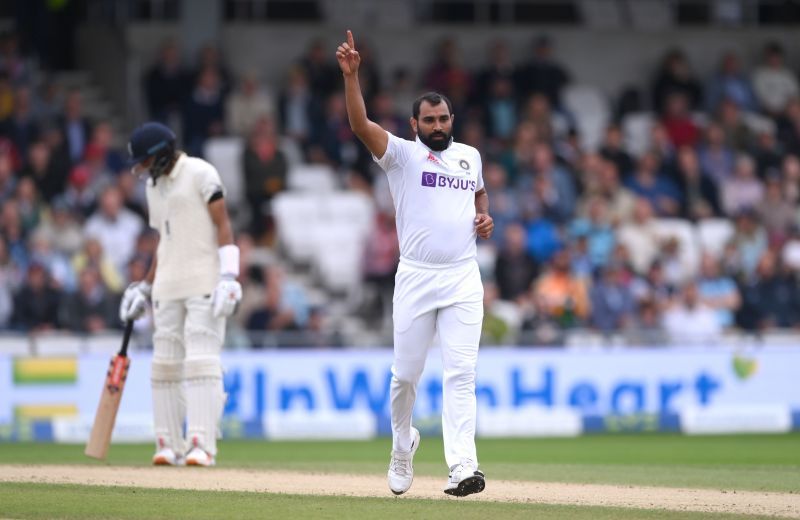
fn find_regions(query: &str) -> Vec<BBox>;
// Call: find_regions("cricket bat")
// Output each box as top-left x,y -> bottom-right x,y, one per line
85,320 -> 134,460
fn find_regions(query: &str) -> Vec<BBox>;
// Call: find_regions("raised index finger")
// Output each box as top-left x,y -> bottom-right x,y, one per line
347,30 -> 356,50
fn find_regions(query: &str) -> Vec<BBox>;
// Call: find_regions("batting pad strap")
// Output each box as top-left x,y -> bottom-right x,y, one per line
185,357 -> 222,380
218,245 -> 240,277
151,359 -> 183,382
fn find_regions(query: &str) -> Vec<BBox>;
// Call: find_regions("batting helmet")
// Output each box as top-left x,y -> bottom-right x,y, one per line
127,122 -> 177,182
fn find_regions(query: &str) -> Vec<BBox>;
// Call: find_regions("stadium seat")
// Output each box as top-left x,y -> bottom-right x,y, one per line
563,84 -> 611,152
86,333 -> 125,355
203,137 -> 245,208
696,218 -> 735,258
621,111 -> 654,157
272,192 -> 324,263
288,164 -> 339,192
34,334 -> 82,356
742,112 -> 776,136
311,222 -> 365,296
318,191 -> 375,241
0,336 -> 31,356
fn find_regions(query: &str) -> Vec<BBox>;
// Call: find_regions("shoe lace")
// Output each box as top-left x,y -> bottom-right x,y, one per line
390,456 -> 412,477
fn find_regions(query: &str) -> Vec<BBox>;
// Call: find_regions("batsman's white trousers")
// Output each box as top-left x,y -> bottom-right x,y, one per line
391,257 -> 483,469
152,295 -> 226,455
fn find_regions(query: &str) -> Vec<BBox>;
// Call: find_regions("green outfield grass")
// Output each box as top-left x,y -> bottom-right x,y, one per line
0,483 -> 779,520
1,433 -> 799,492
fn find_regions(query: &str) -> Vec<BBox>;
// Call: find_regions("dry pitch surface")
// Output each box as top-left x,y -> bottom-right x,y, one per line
1,465 -> 799,518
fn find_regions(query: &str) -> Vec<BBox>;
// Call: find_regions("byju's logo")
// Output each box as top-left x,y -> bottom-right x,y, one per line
421,171 -> 438,187
420,171 -> 476,191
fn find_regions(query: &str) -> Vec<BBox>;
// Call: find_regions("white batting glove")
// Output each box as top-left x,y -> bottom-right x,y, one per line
119,281 -> 152,322
212,274 -> 242,318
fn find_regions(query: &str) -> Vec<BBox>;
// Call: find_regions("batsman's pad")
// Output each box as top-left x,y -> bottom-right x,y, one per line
151,359 -> 185,455
185,357 -> 225,455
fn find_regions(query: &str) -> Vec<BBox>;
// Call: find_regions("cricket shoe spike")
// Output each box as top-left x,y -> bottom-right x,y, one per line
152,447 -> 184,466
444,459 -> 485,497
186,437 -> 216,467
387,427 -> 420,495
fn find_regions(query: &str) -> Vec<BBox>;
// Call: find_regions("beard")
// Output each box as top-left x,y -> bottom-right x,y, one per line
418,129 -> 451,151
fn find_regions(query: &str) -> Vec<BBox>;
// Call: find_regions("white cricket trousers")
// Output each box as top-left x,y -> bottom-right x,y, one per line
151,295 -> 226,455
391,257 -> 483,469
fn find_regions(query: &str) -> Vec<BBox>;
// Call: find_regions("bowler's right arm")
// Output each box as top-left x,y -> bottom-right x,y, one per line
337,30 -> 388,159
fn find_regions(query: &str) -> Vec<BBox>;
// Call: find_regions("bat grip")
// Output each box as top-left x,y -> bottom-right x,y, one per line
119,320 -> 134,357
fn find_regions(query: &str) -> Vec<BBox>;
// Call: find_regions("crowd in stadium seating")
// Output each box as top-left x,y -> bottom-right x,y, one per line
2,28 -> 800,346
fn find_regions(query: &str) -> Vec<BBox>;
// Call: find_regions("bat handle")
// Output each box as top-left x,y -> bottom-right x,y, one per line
119,320 -> 134,357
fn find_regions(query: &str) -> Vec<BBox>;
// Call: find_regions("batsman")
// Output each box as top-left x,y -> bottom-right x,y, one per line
119,122 -> 242,467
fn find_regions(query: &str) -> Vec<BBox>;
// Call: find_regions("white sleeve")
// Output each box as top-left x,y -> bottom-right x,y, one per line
475,152 -> 485,192
197,164 -> 225,202
373,131 -> 413,173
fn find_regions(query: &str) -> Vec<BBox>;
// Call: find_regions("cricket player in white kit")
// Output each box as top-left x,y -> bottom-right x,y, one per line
337,31 -> 494,497
119,122 -> 242,467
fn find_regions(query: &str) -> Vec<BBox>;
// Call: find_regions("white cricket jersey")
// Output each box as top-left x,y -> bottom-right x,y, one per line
146,153 -> 224,300
374,132 -> 484,265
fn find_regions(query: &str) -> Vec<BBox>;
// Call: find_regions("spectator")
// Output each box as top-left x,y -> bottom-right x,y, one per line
144,39 -> 189,124
661,92 -> 700,148
696,254 -> 741,329
10,262 -> 61,332
243,117 -> 288,240
87,121 -> 126,175
0,237 -> 20,328
721,154 -> 764,216
513,35 -> 570,109
753,131 -> 784,178
716,98 -> 752,151
423,37 -> 473,102
626,298 -> 668,346
473,39 -> 515,110
731,209 -> 768,280
225,71 -> 276,138
662,282 -> 722,345
675,146 -> 721,220
752,42 -> 799,116
525,143 -> 576,220
0,200 -> 28,271
246,264 -> 310,344
59,267 -> 119,333
624,151 -> 682,217
697,122 -> 735,186
652,49 -> 703,115
59,89 -> 91,164
738,251 -> 800,329
182,67 -> 225,156
570,196 -> 615,268
1,85 -> 39,158
83,185 -> 143,276
71,236 -> 124,294
0,146 -> 17,204
28,229 -> 75,292
481,281 -> 521,345
278,65 -> 321,151
758,173 -> 795,245
599,124 -> 634,178
299,38 -> 339,100
589,158 -> 636,225
361,210 -> 400,325
781,154 -> 800,204
33,197 -> 83,257
21,140 -> 67,204
484,77 -> 517,142
189,44 -> 232,98
589,262 -> 635,333
777,98 -> 800,156
532,249 -> 589,328
494,222 -> 539,303
617,198 -> 662,275
706,52 -> 757,113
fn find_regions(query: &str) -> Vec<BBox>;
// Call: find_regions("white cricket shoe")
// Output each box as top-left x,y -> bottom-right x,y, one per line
387,427 -> 420,495
152,447 -> 184,466
186,447 -> 216,467
444,459 -> 485,497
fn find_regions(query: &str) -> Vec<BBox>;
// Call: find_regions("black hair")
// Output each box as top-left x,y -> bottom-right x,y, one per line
412,92 -> 453,120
